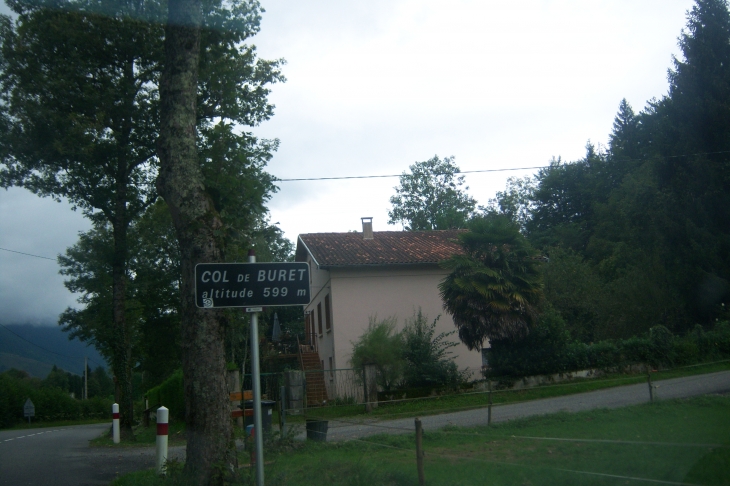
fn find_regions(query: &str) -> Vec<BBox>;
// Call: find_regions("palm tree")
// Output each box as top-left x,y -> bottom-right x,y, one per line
439,215 -> 544,350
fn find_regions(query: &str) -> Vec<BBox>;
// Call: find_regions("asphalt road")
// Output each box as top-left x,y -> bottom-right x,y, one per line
319,369 -> 730,441
1,370 -> 728,485
0,423 -> 183,486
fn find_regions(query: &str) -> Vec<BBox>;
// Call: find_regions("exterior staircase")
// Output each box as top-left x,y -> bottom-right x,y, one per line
300,352 -> 328,407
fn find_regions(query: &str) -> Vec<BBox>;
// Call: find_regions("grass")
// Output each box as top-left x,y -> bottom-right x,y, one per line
111,394 -> 730,485
90,420 -> 187,447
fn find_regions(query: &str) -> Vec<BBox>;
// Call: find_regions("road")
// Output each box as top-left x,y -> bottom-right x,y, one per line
0,423 -> 183,486
1,370 -> 728,484
319,369 -> 730,441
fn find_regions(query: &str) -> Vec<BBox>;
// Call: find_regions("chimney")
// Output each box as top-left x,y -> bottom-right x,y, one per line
361,217 -> 373,240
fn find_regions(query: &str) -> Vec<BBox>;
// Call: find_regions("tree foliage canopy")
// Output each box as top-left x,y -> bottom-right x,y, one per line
388,155 -> 476,231
488,0 -> 730,340
439,215 -> 544,350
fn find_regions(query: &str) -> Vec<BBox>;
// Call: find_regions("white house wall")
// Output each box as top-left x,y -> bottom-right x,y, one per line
328,265 -> 483,379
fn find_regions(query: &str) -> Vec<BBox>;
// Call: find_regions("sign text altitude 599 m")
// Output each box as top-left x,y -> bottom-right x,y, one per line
195,262 -> 311,308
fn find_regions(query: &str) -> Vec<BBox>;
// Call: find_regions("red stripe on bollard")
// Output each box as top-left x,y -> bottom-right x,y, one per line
113,413 -> 120,419
157,423 -> 169,435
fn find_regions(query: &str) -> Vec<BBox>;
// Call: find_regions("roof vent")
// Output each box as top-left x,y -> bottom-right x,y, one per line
361,217 -> 374,240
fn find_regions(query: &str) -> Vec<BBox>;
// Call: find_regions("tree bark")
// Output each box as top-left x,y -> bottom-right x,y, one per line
156,0 -> 234,483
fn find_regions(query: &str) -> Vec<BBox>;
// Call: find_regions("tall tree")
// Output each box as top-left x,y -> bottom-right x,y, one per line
608,98 -> 642,162
0,0 -> 164,434
388,155 -> 477,231
486,175 -> 536,231
154,0 -> 284,479
439,215 -> 543,350
58,201 -> 183,390
1,0 -> 283,443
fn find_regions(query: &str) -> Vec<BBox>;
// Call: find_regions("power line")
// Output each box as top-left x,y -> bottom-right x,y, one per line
276,165 -> 548,182
275,149 -> 730,182
0,247 -> 56,261
0,323 -> 104,368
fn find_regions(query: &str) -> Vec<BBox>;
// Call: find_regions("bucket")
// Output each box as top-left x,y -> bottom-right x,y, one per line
305,419 -> 328,442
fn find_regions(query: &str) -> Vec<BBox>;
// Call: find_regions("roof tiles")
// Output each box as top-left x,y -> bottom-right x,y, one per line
297,230 -> 464,266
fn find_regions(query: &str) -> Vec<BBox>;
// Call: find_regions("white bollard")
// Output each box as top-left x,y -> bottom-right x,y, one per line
156,406 -> 169,476
112,403 -> 120,444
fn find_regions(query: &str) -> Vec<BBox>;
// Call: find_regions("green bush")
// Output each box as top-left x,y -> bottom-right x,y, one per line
350,309 -> 469,392
349,316 -> 404,392
0,369 -> 111,428
486,320 -> 730,379
145,369 -> 185,421
401,310 -> 466,389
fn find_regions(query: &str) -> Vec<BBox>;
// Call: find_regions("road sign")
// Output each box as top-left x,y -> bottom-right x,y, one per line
195,262 -> 310,308
24,398 -> 34,417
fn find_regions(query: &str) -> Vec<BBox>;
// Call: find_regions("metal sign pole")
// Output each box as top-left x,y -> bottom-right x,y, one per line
248,251 -> 265,486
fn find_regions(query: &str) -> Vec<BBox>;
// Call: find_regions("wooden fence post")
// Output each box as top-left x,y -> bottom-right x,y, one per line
488,379 -> 493,426
415,418 -> 425,486
647,369 -> 654,403
364,364 -> 378,412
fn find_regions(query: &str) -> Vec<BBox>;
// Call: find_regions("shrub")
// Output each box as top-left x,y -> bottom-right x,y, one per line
401,309 -> 466,389
486,320 -> 730,379
350,316 -> 404,392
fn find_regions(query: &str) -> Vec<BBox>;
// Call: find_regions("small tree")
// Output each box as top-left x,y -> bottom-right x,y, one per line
440,214 -> 544,350
349,317 -> 404,392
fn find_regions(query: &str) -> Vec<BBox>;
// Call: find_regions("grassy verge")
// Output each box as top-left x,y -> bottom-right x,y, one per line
90,420 -> 187,447
112,395 -> 730,486
101,361 -> 730,449
299,359 -> 730,422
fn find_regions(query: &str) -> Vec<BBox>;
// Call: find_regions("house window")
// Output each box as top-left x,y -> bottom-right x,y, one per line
481,348 -> 489,368
317,302 -> 323,335
325,295 -> 332,332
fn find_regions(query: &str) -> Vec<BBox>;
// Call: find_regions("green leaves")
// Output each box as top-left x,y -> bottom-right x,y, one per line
439,214 -> 543,350
388,155 -> 477,231
350,310 -> 466,392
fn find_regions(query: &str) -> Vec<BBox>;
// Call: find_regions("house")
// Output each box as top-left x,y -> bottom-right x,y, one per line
295,218 -> 484,397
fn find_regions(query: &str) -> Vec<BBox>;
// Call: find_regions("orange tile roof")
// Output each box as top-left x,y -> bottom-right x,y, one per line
296,230 -> 464,267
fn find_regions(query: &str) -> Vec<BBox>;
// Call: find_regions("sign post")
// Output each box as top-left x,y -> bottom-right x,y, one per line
23,398 -> 34,424
195,257 -> 310,486
247,252 -> 265,486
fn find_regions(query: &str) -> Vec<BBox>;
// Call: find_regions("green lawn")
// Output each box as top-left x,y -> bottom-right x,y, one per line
90,420 -> 187,447
112,395 -> 730,486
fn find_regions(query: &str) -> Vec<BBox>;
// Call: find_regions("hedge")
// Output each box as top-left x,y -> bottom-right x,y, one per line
145,369 -> 185,421
0,371 -> 111,429
486,315 -> 730,378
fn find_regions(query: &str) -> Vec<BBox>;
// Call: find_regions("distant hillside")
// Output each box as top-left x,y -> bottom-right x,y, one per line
0,324 -> 107,378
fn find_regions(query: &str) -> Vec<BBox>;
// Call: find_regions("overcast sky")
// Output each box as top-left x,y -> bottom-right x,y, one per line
0,0 -> 696,325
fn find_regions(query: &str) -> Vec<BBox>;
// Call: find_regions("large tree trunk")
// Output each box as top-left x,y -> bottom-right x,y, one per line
111,181 -> 133,437
156,0 -> 234,483
111,55 -> 136,438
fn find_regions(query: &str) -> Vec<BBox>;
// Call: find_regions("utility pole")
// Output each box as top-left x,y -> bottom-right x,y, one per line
84,356 -> 88,400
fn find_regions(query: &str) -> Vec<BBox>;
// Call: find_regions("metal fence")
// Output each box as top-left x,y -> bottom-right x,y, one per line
243,367 -> 484,411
